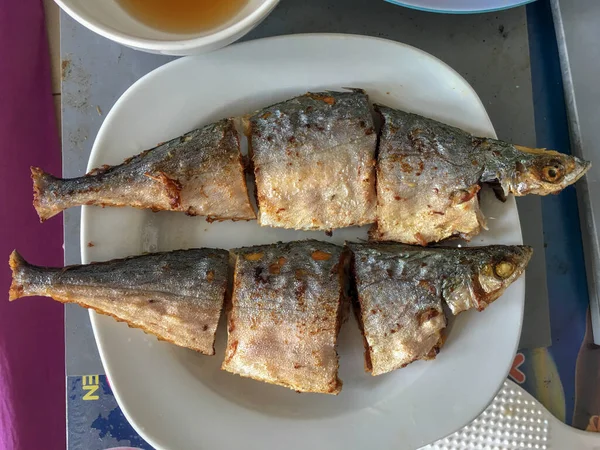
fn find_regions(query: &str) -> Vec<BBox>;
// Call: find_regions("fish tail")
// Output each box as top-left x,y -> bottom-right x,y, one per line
8,251 -> 36,301
31,167 -> 65,222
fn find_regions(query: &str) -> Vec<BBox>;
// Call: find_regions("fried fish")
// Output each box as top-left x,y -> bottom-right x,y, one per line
8,248 -> 229,355
371,105 -> 591,245
347,242 -> 532,375
222,240 -> 344,394
32,119 -> 256,222
244,90 -> 377,231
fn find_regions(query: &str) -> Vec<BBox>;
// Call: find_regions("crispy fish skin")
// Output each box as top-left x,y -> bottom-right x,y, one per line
245,90 -> 377,231
8,248 -> 229,355
348,242 -> 532,376
348,243 -> 446,376
222,240 -> 343,394
32,119 -> 256,222
371,105 -> 591,245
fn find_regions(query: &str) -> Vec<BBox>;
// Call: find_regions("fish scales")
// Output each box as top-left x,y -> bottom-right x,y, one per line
371,105 -> 591,245
348,242 -> 532,376
245,90 -> 377,231
223,240 -> 344,394
32,118 -> 255,222
8,248 -> 229,355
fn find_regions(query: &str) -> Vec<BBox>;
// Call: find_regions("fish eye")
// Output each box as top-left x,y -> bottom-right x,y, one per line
494,261 -> 515,279
541,161 -> 564,183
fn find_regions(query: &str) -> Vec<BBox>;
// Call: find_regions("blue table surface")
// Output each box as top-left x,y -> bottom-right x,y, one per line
527,0 -> 589,424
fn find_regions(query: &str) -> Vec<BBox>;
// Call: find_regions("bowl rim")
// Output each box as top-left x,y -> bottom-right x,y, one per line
54,0 -> 280,51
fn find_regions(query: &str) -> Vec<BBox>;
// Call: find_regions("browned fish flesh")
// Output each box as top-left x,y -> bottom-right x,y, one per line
244,90 -> 377,231
8,248 -> 229,355
371,105 -> 591,245
32,119 -> 256,222
347,242 -> 532,376
222,240 -> 344,394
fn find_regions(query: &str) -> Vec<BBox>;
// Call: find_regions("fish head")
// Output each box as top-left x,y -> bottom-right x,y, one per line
473,245 -> 533,302
443,245 -> 533,314
505,146 -> 590,196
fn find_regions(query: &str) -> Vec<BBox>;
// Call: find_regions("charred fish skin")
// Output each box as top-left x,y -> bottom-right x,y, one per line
32,118 -> 256,222
371,105 -> 591,245
223,240 -> 344,394
245,90 -> 377,231
347,242 -> 532,376
9,248 -> 229,355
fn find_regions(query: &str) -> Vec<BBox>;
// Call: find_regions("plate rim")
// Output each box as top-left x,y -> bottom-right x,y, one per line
84,34 -> 498,151
384,0 -> 535,14
81,33 -> 524,450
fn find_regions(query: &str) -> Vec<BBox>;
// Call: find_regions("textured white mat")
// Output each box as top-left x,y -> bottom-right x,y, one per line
422,381 -> 600,450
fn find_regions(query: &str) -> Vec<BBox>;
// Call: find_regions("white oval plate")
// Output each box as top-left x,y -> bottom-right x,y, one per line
385,0 -> 533,13
81,34 -> 524,450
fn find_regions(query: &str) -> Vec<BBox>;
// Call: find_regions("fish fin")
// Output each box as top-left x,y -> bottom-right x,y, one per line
341,87 -> 366,95
143,172 -> 182,208
451,185 -> 481,206
477,206 -> 488,231
514,144 -> 555,156
424,334 -> 446,360
489,181 -> 508,202
8,250 -> 29,301
31,167 -> 63,222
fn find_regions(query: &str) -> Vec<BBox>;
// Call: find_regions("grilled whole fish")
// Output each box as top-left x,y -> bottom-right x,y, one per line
371,105 -> 591,245
8,248 -> 229,355
244,90 -> 377,231
32,119 -> 256,222
347,242 -> 532,376
223,240 -> 343,394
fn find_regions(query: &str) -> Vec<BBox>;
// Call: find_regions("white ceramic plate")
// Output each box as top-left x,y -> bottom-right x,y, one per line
386,0 -> 533,13
81,34 -> 524,450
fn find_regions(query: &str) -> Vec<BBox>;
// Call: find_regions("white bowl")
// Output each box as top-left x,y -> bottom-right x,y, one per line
54,0 -> 280,55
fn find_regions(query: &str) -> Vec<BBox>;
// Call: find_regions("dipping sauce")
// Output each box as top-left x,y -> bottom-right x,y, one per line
118,0 -> 248,34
